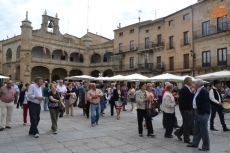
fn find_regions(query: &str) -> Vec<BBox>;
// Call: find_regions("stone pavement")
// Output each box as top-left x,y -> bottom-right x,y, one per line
0,103 -> 230,153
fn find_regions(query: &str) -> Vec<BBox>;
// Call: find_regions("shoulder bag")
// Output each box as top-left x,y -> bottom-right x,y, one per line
146,99 -> 158,118
58,93 -> 65,109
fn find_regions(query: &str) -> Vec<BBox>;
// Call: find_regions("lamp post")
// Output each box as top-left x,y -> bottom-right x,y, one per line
190,50 -> 195,77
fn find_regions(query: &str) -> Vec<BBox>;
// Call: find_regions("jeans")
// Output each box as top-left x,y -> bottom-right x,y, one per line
210,105 -> 227,129
28,101 -> 41,135
192,110 -> 210,150
44,97 -> 49,111
158,96 -> 162,112
164,112 -> 174,136
90,103 -> 100,125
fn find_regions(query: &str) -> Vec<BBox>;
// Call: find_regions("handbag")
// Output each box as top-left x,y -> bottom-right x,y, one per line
78,94 -> 86,108
58,93 -> 65,109
115,98 -> 123,106
146,107 -> 158,118
69,93 -> 76,105
153,101 -> 159,108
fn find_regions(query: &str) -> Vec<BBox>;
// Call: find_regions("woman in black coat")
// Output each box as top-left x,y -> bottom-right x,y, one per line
113,84 -> 124,120
17,83 -> 30,125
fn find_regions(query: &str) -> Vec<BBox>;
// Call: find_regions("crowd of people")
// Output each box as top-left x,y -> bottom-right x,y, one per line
0,77 -> 229,151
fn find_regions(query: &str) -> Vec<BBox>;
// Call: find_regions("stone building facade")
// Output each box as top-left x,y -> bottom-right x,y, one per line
0,11 -> 114,83
193,0 -> 230,76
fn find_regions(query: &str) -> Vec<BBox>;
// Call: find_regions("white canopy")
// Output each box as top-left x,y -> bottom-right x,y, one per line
72,75 -> 96,80
106,75 -> 124,81
94,76 -> 110,81
195,70 -> 230,80
148,73 -> 183,82
123,73 -> 149,81
0,75 -> 10,79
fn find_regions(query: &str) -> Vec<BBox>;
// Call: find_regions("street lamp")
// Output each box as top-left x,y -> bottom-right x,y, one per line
190,50 -> 195,77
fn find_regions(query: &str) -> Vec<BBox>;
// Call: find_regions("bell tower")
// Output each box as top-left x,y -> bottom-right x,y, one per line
20,11 -> 33,82
41,10 -> 60,34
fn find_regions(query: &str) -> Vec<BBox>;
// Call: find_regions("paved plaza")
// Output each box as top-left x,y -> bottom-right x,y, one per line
0,103 -> 230,153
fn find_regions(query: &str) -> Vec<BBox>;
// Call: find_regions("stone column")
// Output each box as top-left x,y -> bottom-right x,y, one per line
49,73 -> 52,83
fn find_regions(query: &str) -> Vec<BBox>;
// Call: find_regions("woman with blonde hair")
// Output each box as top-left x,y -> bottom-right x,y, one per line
65,82 -> 76,116
162,83 -> 176,138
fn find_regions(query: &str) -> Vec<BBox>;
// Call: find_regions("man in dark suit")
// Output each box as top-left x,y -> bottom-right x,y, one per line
174,77 -> 194,143
187,79 -> 210,151
209,79 -> 230,131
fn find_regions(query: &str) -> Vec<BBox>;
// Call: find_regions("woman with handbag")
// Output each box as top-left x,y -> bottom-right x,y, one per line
48,84 -> 64,134
143,83 -> 158,132
65,82 -> 76,116
162,83 -> 176,138
136,82 -> 154,137
113,84 -> 123,120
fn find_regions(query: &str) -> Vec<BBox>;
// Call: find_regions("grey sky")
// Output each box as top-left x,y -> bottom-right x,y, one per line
0,0 -> 197,40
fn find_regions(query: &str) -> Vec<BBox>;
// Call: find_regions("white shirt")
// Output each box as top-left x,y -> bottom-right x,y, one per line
193,86 -> 204,109
27,83 -> 43,104
56,85 -> 67,93
209,87 -> 221,104
23,92 -> 28,104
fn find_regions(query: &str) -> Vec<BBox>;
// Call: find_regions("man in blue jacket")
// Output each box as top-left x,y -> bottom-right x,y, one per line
187,79 -> 210,151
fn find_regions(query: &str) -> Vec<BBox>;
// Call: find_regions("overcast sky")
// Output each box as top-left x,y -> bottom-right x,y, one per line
0,0 -> 197,40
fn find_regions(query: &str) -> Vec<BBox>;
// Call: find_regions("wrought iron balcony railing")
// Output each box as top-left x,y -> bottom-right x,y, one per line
195,54 -> 230,69
180,37 -> 190,46
112,64 -> 137,72
193,22 -> 230,39
166,42 -> 175,50
137,63 -> 153,72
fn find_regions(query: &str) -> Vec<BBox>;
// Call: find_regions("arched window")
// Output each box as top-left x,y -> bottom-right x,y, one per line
16,45 -> 21,58
6,48 -> 12,60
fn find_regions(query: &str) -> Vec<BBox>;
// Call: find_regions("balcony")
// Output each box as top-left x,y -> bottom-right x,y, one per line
139,40 -> 165,51
112,64 -> 137,72
164,61 -> 193,72
166,42 -> 175,50
114,44 -> 138,53
195,55 -> 230,69
156,62 -> 165,69
194,22 -> 230,39
31,57 -> 84,66
180,37 -> 190,46
139,42 -> 155,50
137,63 -> 153,72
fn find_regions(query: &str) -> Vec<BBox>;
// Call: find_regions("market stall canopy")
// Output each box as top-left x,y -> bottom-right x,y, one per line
94,76 -> 110,81
0,75 -> 10,79
72,75 -> 96,80
106,75 -> 124,81
123,73 -> 149,81
195,70 -> 230,80
148,73 -> 183,82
